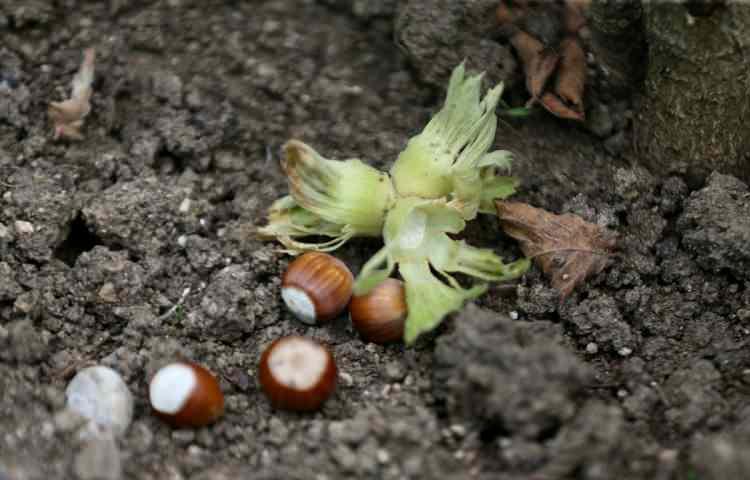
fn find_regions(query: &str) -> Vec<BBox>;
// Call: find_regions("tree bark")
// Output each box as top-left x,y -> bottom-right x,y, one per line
635,2 -> 750,185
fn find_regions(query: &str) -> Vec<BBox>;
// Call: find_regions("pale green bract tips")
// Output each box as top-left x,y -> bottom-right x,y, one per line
260,63 -> 529,343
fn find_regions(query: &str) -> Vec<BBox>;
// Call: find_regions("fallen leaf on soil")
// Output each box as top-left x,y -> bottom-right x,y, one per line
540,92 -> 584,121
563,0 -> 588,34
498,0 -> 589,121
555,36 -> 586,112
48,48 -> 95,141
509,30 -> 559,100
495,200 -> 617,299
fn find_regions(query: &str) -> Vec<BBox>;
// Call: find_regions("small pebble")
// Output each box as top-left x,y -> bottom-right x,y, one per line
585,104 -> 614,138
618,347 -> 633,357
585,342 -> 599,354
66,366 -> 134,437
384,361 -> 406,382
178,198 -> 191,213
171,429 -> 196,445
376,449 -> 391,464
0,223 -> 11,240
14,220 -> 34,234
338,371 -> 353,387
53,408 -> 87,434
450,424 -> 467,437
74,433 -> 122,480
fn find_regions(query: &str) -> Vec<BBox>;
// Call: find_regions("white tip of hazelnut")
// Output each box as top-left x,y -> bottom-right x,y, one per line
281,286 -> 317,325
149,363 -> 197,414
267,336 -> 329,390
148,361 -> 224,428
65,365 -> 134,437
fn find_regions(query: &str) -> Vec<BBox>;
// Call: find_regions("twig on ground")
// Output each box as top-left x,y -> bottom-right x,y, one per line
157,286 -> 192,322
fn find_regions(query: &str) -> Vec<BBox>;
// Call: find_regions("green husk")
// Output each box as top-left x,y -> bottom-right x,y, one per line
260,63 -> 530,343
257,140 -> 395,252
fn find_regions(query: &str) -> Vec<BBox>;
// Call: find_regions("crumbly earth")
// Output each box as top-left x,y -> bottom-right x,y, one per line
1,1 -> 749,479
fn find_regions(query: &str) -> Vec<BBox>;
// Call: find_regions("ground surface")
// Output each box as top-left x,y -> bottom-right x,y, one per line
2,1 -> 750,479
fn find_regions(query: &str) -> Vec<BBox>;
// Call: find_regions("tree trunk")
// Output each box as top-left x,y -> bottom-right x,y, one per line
635,2 -> 750,185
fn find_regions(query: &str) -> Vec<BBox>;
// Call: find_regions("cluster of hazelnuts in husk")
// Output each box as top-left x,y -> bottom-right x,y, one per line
497,0 -> 589,121
146,252 -> 405,427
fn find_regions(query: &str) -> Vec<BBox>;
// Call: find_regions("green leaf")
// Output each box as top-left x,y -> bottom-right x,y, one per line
353,246 -> 394,295
501,107 -> 531,118
479,176 -> 520,213
400,260 -> 486,344
371,198 -> 528,343
437,241 -> 530,281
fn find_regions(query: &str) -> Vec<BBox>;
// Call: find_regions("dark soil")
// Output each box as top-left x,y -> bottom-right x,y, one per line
1,1 -> 749,479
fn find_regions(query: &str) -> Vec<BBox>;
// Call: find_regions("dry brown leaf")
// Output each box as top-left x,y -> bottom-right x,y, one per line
510,30 -> 559,99
540,92 -> 584,121
495,200 -> 616,299
563,0 -> 587,34
48,48 -> 95,141
555,36 -> 586,112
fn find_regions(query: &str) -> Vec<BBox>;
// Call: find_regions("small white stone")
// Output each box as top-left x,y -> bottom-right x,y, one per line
149,363 -> 197,414
74,432 -> 122,480
450,424 -> 467,437
338,371 -> 353,387
281,286 -> 317,324
14,220 -> 34,234
66,366 -> 133,437
509,311 -> 519,320
376,449 -> 391,464
177,235 -> 187,247
618,347 -> 633,357
178,198 -> 191,213
585,342 -> 599,354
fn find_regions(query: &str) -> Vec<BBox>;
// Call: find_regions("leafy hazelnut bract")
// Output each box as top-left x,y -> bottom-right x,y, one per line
259,63 -> 529,343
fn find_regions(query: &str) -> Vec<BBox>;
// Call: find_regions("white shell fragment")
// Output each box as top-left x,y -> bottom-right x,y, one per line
281,286 -> 317,325
65,366 -> 134,437
149,363 -> 197,414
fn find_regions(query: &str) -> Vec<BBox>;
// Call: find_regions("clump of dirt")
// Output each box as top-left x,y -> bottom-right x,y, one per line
1,1 -> 750,480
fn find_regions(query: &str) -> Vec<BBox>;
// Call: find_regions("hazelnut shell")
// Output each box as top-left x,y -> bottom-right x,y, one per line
258,336 -> 337,412
350,278 -> 407,344
150,362 -> 224,428
282,252 -> 353,324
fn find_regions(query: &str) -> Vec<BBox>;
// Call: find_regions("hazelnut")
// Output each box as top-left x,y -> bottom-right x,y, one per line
350,278 -> 407,344
149,362 -> 224,427
282,252 -> 353,324
258,336 -> 337,411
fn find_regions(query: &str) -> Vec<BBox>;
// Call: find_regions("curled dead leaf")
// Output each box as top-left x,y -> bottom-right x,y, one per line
495,200 -> 617,300
48,48 -> 95,141
510,30 -> 559,99
540,92 -> 584,121
563,0 -> 587,34
555,36 -> 586,112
